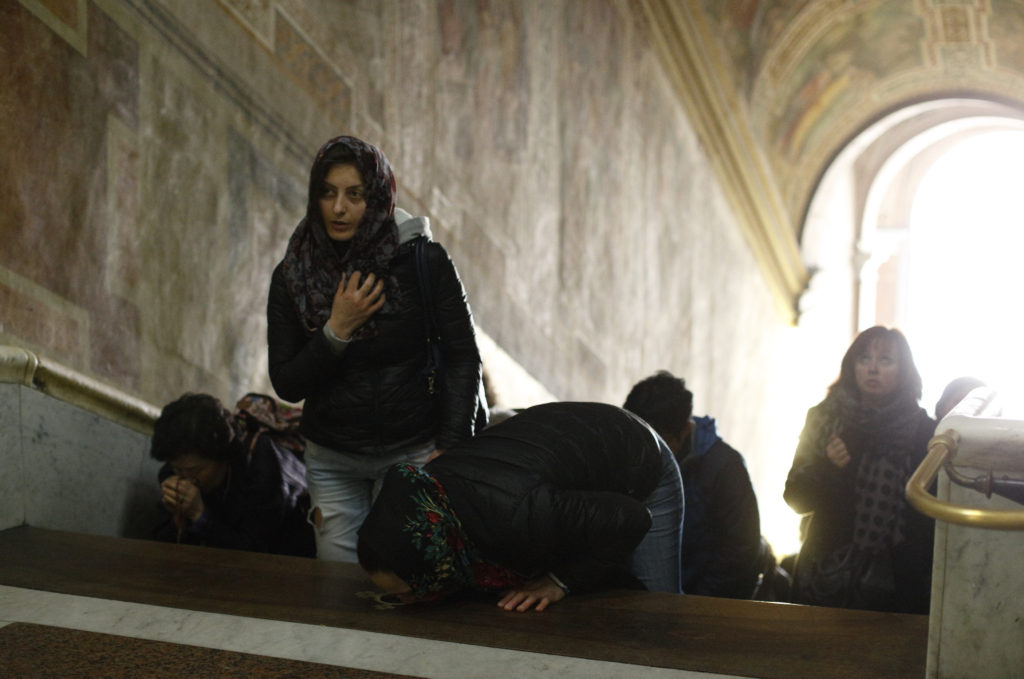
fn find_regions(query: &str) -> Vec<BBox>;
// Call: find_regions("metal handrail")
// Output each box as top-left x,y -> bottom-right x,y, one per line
906,428 -> 1024,530
0,345 -> 159,434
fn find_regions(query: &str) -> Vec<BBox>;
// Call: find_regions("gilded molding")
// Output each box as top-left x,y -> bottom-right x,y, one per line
0,345 -> 160,435
639,0 -> 808,323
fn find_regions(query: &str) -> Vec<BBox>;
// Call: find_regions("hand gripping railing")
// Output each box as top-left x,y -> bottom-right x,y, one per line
906,388 -> 1024,529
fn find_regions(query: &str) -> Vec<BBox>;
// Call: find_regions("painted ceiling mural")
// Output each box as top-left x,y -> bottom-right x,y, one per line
696,0 -> 1024,229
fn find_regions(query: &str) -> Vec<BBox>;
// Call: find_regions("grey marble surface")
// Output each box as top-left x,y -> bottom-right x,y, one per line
0,385 -> 161,538
0,384 -> 24,531
929,475 -> 1024,678
0,586 -> 725,679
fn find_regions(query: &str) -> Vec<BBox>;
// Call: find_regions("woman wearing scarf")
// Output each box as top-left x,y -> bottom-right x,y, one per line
784,326 -> 936,614
358,401 -> 684,612
267,136 -> 483,562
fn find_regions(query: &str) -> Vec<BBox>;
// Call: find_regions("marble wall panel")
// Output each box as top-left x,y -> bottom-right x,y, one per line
1,1 -> 140,387
3,0 -> 785,409
928,475 -> 1024,678
0,273 -> 90,360
18,387 -> 161,539
0,384 -> 25,531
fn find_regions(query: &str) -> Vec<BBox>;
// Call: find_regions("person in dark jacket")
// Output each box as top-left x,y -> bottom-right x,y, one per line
624,371 -> 763,598
267,136 -> 483,562
785,326 -> 936,614
357,402 -> 685,611
150,393 -> 314,557
934,376 -> 986,421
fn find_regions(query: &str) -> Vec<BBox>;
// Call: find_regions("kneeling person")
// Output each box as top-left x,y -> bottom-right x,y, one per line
150,393 -> 315,557
357,401 -> 684,611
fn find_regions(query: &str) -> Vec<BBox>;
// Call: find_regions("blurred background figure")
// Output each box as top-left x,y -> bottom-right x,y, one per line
784,326 -> 935,614
624,370 -> 770,599
934,376 -> 987,421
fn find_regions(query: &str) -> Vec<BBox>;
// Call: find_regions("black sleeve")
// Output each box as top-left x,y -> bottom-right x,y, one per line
189,437 -> 291,553
266,264 -> 345,403
911,413 -> 938,468
783,405 -> 853,515
427,243 -> 483,448
151,463 -> 179,544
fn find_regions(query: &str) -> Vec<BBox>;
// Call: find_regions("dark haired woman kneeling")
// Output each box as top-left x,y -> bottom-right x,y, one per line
150,393 -> 314,557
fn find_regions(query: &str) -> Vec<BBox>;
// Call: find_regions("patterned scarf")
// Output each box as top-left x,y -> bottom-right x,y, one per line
278,136 -> 401,337
359,464 -> 524,601
821,388 -> 926,551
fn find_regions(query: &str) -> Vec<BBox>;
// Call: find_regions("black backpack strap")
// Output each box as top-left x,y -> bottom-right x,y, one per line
414,237 -> 443,395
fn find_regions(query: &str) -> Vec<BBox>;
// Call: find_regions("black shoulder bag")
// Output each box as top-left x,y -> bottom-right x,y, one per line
413,236 -> 444,398
412,236 -> 488,434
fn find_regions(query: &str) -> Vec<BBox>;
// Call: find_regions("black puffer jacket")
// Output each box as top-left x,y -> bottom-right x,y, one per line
267,236 -> 482,455
679,428 -> 762,599
426,401 -> 663,593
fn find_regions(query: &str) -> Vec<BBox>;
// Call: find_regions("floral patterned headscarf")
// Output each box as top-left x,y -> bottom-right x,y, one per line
279,136 -> 401,337
358,464 -> 524,601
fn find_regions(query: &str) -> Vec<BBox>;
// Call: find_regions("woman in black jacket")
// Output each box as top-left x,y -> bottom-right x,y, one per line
357,402 -> 684,612
267,136 -> 483,562
784,326 -> 936,614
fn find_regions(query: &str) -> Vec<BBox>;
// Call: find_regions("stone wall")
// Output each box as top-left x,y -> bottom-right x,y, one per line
0,381 -> 161,537
1,0 -> 796,546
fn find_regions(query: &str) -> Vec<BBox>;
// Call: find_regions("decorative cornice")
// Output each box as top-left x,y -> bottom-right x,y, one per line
0,346 -> 160,435
639,0 -> 808,323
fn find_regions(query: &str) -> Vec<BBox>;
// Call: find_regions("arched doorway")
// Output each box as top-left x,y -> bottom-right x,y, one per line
800,98 -> 1024,416
762,98 -> 1024,555
900,129 -> 1024,414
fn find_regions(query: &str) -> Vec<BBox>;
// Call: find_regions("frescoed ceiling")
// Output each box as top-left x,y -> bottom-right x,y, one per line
644,0 -> 1024,305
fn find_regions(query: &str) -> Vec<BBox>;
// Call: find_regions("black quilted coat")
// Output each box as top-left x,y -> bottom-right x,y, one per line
427,401 -> 663,593
267,238 -> 482,455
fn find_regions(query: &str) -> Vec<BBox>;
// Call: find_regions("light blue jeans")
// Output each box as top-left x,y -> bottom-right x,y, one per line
304,439 -> 436,563
630,436 -> 685,593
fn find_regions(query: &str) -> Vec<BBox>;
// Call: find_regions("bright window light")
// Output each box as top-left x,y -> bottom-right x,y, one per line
905,130 -> 1024,418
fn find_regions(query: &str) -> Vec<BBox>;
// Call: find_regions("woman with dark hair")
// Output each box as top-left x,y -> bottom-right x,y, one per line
267,136 -> 483,562
357,402 -> 684,612
784,326 -> 936,614
150,393 -> 314,557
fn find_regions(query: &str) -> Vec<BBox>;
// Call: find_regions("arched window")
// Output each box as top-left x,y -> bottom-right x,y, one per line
904,129 -> 1024,415
800,98 -> 1024,417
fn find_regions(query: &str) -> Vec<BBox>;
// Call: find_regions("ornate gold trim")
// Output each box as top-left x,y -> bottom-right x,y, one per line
0,346 -> 159,435
639,0 -> 808,323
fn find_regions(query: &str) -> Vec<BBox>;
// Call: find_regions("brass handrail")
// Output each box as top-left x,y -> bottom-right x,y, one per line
0,345 -> 160,435
906,429 -> 1024,530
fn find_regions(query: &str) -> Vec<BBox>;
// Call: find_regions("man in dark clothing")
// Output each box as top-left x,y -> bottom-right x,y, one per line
625,371 -> 763,598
